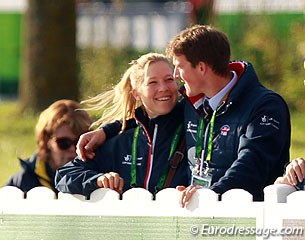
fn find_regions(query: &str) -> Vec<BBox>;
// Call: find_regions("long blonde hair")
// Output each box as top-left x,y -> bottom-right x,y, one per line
82,52 -> 172,131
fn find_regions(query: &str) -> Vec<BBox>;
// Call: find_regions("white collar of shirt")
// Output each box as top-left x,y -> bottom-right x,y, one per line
205,71 -> 238,111
193,97 -> 204,109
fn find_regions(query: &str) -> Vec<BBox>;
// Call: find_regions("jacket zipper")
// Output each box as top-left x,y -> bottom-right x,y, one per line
143,123 -> 158,190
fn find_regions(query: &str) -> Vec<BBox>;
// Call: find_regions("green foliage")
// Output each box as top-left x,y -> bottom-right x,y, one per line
0,101 -> 37,186
215,13 -> 305,111
78,46 -> 145,100
77,46 -> 146,121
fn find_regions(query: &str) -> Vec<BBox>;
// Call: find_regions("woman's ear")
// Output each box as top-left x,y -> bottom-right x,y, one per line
131,89 -> 141,101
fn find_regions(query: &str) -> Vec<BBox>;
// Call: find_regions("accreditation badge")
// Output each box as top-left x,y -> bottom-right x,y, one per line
191,172 -> 212,188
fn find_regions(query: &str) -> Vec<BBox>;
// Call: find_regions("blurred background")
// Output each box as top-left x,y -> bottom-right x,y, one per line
0,0 -> 304,186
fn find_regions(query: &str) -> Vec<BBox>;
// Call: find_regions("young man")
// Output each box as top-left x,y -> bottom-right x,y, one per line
166,24 -> 290,205
76,25 -> 291,204
275,157 -> 305,189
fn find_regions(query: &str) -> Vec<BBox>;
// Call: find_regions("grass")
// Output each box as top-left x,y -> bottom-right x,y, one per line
0,101 -> 37,186
0,215 -> 256,239
0,101 -> 305,186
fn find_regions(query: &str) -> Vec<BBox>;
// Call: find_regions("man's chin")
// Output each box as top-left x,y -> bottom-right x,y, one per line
185,89 -> 196,97
184,85 -> 195,97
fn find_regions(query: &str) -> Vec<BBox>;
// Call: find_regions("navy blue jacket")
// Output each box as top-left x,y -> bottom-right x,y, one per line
100,61 -> 291,201
183,61 -> 290,200
55,104 -> 190,196
5,153 -> 56,193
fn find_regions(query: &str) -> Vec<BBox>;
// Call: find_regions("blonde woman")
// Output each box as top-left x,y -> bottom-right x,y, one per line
5,99 -> 92,192
55,53 -> 189,196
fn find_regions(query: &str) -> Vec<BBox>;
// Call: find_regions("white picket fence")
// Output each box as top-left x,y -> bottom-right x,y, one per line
0,184 -> 304,240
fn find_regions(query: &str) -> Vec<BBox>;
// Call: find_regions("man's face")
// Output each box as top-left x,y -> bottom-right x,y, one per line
172,55 -> 203,97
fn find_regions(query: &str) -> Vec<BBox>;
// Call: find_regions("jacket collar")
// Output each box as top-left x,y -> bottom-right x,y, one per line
227,60 -> 261,103
134,103 -> 183,137
19,153 -> 55,190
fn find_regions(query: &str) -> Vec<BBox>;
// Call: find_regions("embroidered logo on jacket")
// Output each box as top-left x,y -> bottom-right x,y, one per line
220,125 -> 230,136
260,115 -> 279,130
186,121 -> 197,133
122,154 -> 142,166
186,121 -> 198,142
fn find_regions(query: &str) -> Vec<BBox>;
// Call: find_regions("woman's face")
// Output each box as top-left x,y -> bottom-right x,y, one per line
47,124 -> 78,171
132,60 -> 178,118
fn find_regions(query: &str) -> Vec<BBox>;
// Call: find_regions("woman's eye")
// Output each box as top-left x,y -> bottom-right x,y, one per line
148,81 -> 157,85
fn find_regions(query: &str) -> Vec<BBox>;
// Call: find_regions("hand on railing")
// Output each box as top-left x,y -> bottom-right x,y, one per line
97,171 -> 124,194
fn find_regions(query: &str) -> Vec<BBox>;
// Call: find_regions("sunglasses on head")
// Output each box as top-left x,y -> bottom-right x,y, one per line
53,137 -> 78,150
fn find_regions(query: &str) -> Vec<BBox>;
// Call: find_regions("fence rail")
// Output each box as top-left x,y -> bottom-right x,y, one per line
0,185 -> 304,240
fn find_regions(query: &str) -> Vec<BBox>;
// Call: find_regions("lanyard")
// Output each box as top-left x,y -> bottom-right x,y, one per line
195,98 -> 225,173
131,123 -> 183,189
130,126 -> 140,186
195,110 -> 216,163
205,111 -> 216,162
195,112 -> 205,159
194,76 -> 235,172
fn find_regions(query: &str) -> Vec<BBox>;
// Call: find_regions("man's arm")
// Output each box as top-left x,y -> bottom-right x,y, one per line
210,95 -> 291,200
77,119 -> 136,161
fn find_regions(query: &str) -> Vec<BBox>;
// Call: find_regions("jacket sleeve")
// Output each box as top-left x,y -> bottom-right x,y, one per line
101,119 -> 136,139
5,174 -> 22,188
55,151 -> 110,197
101,120 -> 122,139
210,94 -> 291,200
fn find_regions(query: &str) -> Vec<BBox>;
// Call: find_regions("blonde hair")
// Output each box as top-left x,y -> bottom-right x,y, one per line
35,99 -> 92,162
82,52 -> 172,131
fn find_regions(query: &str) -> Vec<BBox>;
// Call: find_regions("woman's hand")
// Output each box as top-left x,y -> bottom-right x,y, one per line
97,172 -> 124,194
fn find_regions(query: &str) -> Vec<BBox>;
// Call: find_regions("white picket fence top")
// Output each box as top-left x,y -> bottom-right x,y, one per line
0,184 -> 304,240
0,186 -> 257,216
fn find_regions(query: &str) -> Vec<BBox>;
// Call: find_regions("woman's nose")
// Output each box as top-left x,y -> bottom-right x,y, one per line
159,81 -> 170,91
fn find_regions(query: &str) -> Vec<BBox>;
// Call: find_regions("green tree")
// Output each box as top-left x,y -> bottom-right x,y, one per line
20,0 -> 77,112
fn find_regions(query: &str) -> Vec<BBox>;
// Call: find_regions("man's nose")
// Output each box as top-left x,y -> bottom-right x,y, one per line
174,67 -> 180,79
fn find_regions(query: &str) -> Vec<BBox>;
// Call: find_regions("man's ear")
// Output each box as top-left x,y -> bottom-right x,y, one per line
197,61 -> 207,73
131,89 -> 141,101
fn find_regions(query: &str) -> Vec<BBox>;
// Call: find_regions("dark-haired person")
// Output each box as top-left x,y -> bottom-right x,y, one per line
166,24 -> 290,206
5,99 -> 92,193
